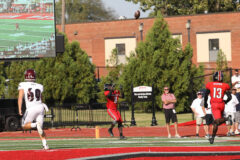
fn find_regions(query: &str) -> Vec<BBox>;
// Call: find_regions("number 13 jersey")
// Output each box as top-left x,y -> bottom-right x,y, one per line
18,82 -> 43,109
206,81 -> 230,104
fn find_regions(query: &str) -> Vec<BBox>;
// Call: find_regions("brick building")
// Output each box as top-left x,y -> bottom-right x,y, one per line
56,12 -> 240,78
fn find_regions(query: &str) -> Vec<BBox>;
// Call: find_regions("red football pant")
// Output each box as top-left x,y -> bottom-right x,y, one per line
211,102 -> 225,120
107,109 -> 123,123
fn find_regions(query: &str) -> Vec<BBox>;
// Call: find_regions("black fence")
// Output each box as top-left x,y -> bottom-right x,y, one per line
43,102 -> 129,129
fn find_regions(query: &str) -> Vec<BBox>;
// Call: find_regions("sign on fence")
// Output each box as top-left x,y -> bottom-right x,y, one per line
133,86 -> 152,102
131,84 -> 157,126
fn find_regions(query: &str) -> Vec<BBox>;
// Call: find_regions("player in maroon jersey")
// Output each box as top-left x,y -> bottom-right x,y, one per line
204,71 -> 232,144
104,84 -> 126,140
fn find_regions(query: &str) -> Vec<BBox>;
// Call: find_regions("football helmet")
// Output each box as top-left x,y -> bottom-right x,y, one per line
24,69 -> 36,81
213,71 -> 223,82
104,83 -> 115,91
104,84 -> 111,91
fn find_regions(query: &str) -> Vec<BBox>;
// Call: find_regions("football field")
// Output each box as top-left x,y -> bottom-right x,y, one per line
0,123 -> 240,159
1,136 -> 240,151
1,136 -> 240,160
0,18 -> 54,52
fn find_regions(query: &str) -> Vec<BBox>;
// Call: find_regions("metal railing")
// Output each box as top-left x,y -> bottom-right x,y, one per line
43,102 -> 129,128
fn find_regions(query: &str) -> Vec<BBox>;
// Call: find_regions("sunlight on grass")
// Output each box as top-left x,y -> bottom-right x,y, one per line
123,111 -> 193,127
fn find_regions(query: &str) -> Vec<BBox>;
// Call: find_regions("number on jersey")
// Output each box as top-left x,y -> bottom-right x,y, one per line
27,88 -> 41,101
213,87 -> 222,98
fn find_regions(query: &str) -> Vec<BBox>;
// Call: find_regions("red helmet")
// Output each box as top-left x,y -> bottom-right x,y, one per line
24,69 -> 36,81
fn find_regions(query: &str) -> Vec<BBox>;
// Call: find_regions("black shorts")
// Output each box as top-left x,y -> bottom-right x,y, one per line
164,109 -> 178,123
205,114 -> 214,125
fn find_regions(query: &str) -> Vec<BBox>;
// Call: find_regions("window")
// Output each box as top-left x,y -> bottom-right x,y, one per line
115,43 -> 126,64
196,32 -> 231,62
209,39 -> 219,62
116,43 -> 125,55
172,34 -> 182,45
105,37 -> 136,66
88,56 -> 92,63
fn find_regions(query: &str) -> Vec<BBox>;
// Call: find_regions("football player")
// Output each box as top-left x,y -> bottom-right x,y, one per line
15,23 -> 20,31
104,84 -> 126,140
18,69 -> 49,150
204,71 -> 232,144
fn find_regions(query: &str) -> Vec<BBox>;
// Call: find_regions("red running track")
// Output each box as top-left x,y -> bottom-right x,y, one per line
1,146 -> 240,160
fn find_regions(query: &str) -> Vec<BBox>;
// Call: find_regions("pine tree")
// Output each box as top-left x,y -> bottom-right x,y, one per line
120,13 -> 204,112
97,48 -> 124,103
216,49 -> 230,84
5,37 -> 96,105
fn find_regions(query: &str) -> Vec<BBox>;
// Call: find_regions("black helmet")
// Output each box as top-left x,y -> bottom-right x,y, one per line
213,71 -> 223,82
104,84 -> 112,91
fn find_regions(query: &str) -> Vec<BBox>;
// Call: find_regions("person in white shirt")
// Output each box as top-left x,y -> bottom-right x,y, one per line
18,69 -> 49,150
235,89 -> 240,134
232,69 -> 240,90
201,95 -> 212,139
191,91 -> 208,137
224,88 -> 239,136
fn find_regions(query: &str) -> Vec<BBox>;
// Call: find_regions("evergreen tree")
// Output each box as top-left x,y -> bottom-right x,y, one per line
55,0 -> 117,24
5,37 -> 96,105
216,49 -> 230,84
216,49 -> 228,71
120,13 -> 204,112
5,61 -> 31,98
97,48 -> 124,103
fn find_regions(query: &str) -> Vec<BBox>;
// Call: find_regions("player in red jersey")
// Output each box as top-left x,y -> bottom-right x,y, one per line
15,23 -> 20,31
204,71 -> 232,144
104,84 -> 126,140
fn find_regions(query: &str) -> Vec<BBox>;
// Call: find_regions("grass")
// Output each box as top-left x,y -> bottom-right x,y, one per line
122,111 -> 193,127
0,19 -> 54,51
0,137 -> 239,151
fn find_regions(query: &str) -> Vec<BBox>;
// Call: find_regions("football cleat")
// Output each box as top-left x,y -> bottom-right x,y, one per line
175,134 -> 181,138
119,136 -> 127,140
209,137 -> 214,144
235,130 -> 240,135
205,134 -> 210,139
43,145 -> 49,150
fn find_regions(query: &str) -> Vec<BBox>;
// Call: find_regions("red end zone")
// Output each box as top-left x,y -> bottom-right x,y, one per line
125,155 -> 240,160
0,13 -> 54,20
0,123 -> 236,160
1,146 -> 240,160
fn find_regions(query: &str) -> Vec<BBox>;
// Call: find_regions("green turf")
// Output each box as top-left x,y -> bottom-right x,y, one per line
123,112 -> 193,127
0,19 -> 54,51
0,137 -> 239,151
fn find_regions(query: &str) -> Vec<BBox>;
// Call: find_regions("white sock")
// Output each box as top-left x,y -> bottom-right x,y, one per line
31,123 -> 37,128
42,139 -> 47,146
